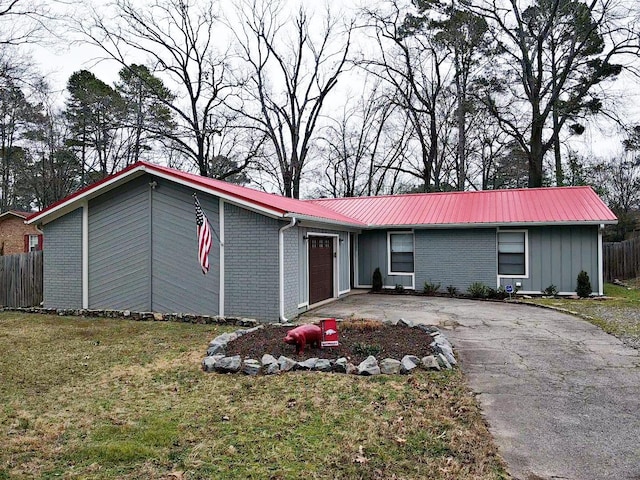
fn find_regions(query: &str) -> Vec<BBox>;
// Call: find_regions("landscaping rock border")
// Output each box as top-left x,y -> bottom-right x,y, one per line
201,320 -> 457,376
1,307 -> 259,327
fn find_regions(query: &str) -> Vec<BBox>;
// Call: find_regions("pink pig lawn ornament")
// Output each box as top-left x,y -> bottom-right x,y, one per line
283,324 -> 322,354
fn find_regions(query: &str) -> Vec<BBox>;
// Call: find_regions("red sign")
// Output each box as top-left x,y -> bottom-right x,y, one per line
320,318 -> 339,347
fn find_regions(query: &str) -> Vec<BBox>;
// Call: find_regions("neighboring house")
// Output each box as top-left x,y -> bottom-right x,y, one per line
0,210 -> 43,255
26,162 -> 617,322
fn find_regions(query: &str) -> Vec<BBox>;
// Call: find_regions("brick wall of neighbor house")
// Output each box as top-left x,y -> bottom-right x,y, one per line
414,228 -> 497,293
0,216 -> 41,255
498,225 -> 600,294
42,207 -> 83,309
224,203 -> 280,321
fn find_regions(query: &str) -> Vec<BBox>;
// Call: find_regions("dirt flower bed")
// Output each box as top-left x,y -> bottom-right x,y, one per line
224,322 -> 436,364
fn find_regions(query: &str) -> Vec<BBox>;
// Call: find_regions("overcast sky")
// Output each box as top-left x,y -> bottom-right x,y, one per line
16,0 -> 640,163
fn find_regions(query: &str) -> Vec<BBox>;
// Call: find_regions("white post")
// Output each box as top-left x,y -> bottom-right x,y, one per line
82,200 -> 89,309
598,224 -> 604,296
219,198 -> 225,316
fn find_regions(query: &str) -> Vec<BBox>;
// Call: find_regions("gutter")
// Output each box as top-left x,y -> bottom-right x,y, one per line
279,217 -> 297,323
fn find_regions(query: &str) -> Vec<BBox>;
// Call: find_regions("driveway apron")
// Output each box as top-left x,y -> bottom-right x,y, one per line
303,294 -> 640,480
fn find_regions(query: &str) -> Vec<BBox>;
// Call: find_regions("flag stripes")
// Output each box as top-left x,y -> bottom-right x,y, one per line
194,194 -> 212,274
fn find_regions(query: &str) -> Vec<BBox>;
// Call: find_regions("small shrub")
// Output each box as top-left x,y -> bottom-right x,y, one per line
468,282 -> 489,299
576,270 -> 592,298
372,267 -> 383,292
352,342 -> 382,357
341,318 -> 383,333
395,284 -> 405,293
487,286 -> 508,300
446,285 -> 458,297
423,281 -> 441,295
544,284 -> 558,296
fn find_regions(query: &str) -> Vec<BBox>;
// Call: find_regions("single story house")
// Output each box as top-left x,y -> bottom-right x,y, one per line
27,161 -> 617,322
0,210 -> 43,255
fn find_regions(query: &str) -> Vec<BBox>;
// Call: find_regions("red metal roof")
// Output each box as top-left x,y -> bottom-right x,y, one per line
309,187 -> 617,226
27,162 -> 365,227
27,161 -> 616,227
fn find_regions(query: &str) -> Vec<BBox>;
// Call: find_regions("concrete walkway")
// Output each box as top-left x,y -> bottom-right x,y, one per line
303,294 -> 640,480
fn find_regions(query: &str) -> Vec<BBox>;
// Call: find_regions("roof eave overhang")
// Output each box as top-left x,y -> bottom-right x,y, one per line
284,212 -> 365,229
27,164 -> 289,225
361,220 -> 618,229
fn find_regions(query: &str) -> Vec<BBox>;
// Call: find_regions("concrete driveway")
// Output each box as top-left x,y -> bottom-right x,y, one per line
302,293 -> 640,480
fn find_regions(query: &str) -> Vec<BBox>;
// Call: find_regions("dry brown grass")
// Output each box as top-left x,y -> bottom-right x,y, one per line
0,312 -> 508,480
340,318 -> 384,333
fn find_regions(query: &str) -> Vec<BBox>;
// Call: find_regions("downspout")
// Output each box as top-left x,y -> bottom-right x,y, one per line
279,217 -> 297,323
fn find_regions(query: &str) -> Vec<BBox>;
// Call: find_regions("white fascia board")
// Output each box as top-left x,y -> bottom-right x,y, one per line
361,220 -> 618,229
27,165 -> 288,226
27,167 -> 148,225
144,169 -> 285,219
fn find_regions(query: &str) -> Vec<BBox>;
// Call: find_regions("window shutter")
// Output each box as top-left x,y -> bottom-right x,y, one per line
24,234 -> 29,252
37,234 -> 43,251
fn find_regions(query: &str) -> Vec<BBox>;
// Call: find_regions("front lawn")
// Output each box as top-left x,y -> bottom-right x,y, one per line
525,283 -> 640,349
0,313 -> 507,479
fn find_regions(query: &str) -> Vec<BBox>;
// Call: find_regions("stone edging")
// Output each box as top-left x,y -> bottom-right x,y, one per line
201,319 -> 457,376
1,306 -> 260,327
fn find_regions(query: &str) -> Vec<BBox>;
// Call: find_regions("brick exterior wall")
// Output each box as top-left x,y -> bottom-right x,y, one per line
224,204 -> 280,321
42,207 -> 83,309
0,214 -> 41,255
414,228 -> 497,292
283,227 -> 298,319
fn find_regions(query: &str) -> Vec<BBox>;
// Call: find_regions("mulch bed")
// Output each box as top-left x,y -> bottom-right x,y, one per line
224,323 -> 435,364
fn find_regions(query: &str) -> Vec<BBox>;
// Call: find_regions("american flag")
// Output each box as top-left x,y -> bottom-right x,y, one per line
194,194 -> 212,274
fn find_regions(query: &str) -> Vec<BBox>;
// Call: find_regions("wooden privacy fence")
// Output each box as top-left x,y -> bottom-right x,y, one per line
0,251 -> 43,307
603,238 -> 640,282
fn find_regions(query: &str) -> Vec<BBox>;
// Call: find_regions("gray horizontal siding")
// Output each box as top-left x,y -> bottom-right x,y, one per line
88,176 -> 150,311
498,226 -> 599,293
43,207 -> 83,309
224,204 -> 279,321
151,179 -> 219,314
414,229 -> 497,293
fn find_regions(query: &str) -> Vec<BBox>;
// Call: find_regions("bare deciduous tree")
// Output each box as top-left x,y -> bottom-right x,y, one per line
230,0 -> 353,198
467,0 -> 640,187
77,0 -> 248,179
315,79 -> 410,198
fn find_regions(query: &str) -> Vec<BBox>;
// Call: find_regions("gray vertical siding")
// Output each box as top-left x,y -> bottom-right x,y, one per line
42,207 -> 83,309
498,226 -> 599,293
151,179 -> 219,314
357,230 -> 413,288
88,176 -> 150,310
224,204 -> 280,321
414,229 -> 497,292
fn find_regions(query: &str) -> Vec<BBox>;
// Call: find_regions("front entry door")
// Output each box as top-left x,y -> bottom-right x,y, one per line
309,236 -> 334,305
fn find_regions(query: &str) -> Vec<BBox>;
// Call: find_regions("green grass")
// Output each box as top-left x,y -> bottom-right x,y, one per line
525,283 -> 640,342
0,312 -> 508,479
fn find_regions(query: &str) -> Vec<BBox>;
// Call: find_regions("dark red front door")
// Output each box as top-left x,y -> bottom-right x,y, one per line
309,236 -> 333,305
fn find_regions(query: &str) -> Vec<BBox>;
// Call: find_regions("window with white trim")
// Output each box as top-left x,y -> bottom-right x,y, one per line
28,234 -> 40,252
389,233 -> 414,273
498,231 -> 526,276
